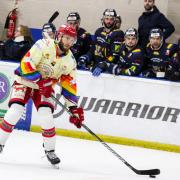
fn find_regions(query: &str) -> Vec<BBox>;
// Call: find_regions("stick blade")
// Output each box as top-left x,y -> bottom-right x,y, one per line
136,169 -> 160,175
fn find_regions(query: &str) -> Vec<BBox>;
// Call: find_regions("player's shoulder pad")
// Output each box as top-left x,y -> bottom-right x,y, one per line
34,38 -> 54,50
112,29 -> 124,34
95,27 -> 104,35
166,43 -> 173,49
110,29 -> 124,38
79,28 -> 91,38
78,27 -> 86,34
68,50 -> 76,63
132,48 -> 142,54
166,43 -> 179,51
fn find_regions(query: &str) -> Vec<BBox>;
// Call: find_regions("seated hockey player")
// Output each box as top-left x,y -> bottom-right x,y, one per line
100,27 -> 143,76
105,14 -> 124,65
78,9 -> 123,74
66,12 -> 92,61
0,24 -> 84,166
42,22 -> 56,39
141,28 -> 180,81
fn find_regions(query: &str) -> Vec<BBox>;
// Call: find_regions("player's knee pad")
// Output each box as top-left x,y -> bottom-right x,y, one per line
38,107 -> 54,129
4,103 -> 25,125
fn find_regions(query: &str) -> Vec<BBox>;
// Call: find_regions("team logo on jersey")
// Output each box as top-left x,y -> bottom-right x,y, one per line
0,73 -> 10,103
45,53 -> 50,59
153,51 -> 159,55
151,58 -> 162,63
39,64 -> 54,78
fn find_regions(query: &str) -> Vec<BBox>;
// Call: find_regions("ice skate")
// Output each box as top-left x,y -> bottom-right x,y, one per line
45,150 -> 60,168
0,145 -> 4,154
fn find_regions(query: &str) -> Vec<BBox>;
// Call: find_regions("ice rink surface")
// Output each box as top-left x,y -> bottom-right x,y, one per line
0,130 -> 180,180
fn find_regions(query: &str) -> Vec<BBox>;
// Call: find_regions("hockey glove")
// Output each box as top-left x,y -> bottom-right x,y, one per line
165,65 -> 180,81
77,55 -> 90,70
37,78 -> 54,98
92,67 -> 102,76
69,106 -> 84,128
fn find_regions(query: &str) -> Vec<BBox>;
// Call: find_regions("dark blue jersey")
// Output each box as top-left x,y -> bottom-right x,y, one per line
145,43 -> 179,71
106,29 -> 124,62
70,27 -> 92,60
89,27 -> 124,68
93,27 -> 109,62
107,43 -> 144,76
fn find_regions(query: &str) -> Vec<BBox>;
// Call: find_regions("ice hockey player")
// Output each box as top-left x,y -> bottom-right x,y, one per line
42,22 -> 56,39
141,28 -> 180,81
105,14 -> 124,65
101,27 -> 143,76
78,9 -> 124,74
66,12 -> 92,61
0,24 -> 84,166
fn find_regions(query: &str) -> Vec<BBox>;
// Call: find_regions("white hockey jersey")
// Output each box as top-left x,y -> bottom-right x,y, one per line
15,38 -> 78,106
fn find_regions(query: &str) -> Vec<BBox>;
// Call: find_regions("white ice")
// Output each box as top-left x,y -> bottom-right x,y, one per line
0,130 -> 180,180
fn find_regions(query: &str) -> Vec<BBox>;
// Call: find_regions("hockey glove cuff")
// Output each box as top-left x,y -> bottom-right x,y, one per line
69,106 -> 84,128
37,78 -> 54,98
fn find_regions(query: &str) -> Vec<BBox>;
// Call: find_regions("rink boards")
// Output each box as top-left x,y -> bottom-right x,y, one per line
0,60 -> 180,153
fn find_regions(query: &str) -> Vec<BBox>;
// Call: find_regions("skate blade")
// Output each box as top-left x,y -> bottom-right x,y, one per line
0,151 -> 4,154
52,163 -> 60,169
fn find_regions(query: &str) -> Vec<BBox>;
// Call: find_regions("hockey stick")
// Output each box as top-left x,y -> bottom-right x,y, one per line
51,94 -> 160,177
48,11 -> 59,23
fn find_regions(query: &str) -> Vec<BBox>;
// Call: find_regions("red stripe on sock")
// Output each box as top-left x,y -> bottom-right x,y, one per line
0,120 -> 14,133
42,127 -> 56,138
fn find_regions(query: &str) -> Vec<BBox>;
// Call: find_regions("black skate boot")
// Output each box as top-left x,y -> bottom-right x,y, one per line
45,150 -> 60,167
0,145 -> 4,153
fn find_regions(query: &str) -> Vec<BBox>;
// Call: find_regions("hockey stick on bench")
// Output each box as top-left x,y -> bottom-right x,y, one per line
51,94 -> 160,177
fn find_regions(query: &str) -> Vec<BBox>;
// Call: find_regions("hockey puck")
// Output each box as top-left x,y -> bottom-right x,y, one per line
149,175 -> 156,178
